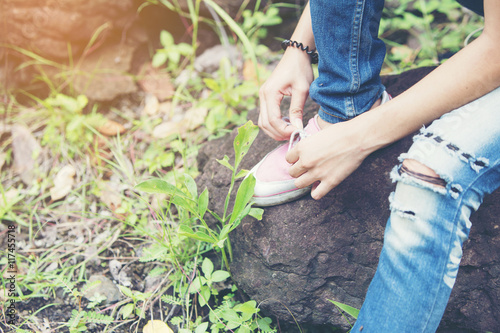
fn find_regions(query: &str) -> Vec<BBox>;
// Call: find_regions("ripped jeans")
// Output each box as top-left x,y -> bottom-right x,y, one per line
351,87 -> 500,332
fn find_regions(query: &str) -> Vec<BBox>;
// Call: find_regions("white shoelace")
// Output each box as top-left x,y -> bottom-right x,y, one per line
287,129 -> 308,151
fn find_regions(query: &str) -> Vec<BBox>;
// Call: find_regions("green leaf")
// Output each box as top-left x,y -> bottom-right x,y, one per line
179,225 -> 214,243
202,257 -> 214,278
203,78 -> 220,92
160,30 -> 174,47
183,173 -> 198,199
211,270 -> 230,283
233,121 -> 259,170
152,52 -> 168,67
120,303 -> 135,319
249,207 -> 264,220
119,285 -> 134,299
216,155 -> 234,171
190,276 -> 203,293
198,188 -> 209,218
195,322 -> 209,333
235,169 -> 249,179
199,286 -> 211,307
135,179 -> 182,196
234,300 -> 259,314
329,300 -> 360,319
229,174 -> 256,224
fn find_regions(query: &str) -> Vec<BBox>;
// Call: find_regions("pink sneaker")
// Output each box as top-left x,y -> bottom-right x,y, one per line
249,115 -> 321,207
250,91 -> 391,207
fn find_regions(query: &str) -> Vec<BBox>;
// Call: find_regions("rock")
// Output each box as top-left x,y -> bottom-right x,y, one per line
72,42 -> 139,102
0,0 -> 136,61
85,274 -> 121,304
196,67 -> 500,332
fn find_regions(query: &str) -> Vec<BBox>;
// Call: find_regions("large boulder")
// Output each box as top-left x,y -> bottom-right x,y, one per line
196,67 -> 500,332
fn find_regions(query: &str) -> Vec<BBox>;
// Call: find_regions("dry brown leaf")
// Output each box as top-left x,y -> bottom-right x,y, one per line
50,165 -> 76,201
152,121 -> 182,139
12,124 -> 41,185
243,59 -> 266,84
98,119 -> 126,136
143,320 -> 173,333
138,63 -> 175,101
182,107 -> 208,131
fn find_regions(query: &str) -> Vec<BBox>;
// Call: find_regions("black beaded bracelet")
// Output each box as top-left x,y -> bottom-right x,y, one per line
281,39 -> 318,64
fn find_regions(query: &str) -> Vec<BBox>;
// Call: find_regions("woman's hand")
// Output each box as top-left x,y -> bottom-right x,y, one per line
285,117 -> 372,200
258,48 -> 314,141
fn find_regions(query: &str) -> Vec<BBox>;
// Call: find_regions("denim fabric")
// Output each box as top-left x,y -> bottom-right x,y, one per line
309,0 -> 386,124
351,87 -> 500,332
456,0 -> 484,16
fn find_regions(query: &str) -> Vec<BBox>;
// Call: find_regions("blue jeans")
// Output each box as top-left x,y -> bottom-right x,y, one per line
309,0 -> 386,124
351,87 -> 500,332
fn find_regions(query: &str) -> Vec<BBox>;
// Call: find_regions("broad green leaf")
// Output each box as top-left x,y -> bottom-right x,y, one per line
329,300 -> 360,319
160,30 -> 174,47
183,173 -> 198,199
195,322 -> 209,333
190,276 -> 202,293
237,326 -> 251,333
233,121 -> 259,170
135,179 -> 182,196
203,78 -> 220,92
152,52 -> 168,67
198,188 -> 209,218
249,207 -> 264,220
230,174 -> 256,224
119,285 -> 134,299
171,196 -> 198,215
202,257 -> 214,278
199,286 -> 211,307
211,270 -> 230,283
235,169 -> 249,179
120,303 -> 135,319
234,300 -> 259,314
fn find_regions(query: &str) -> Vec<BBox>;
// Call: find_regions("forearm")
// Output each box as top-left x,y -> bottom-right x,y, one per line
289,2 -> 315,49
360,32 -> 500,154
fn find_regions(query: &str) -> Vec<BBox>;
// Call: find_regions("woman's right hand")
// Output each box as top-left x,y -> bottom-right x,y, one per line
258,47 -> 315,141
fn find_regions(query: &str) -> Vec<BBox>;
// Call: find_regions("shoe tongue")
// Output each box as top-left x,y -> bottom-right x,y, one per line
305,115 -> 321,135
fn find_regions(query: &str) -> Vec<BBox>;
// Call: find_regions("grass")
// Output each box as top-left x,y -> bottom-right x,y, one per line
0,0 -> 484,332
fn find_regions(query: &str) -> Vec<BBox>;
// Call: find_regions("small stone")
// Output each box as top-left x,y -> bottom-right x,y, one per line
85,274 -> 121,304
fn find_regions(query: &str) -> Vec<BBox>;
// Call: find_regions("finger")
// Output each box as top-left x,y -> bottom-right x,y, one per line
285,145 -> 300,165
310,180 -> 333,200
288,87 -> 308,130
259,88 -> 284,140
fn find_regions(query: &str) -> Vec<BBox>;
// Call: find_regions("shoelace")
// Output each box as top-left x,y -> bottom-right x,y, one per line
287,129 -> 308,151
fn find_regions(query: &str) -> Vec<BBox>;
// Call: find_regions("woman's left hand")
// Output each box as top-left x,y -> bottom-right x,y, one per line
285,119 -> 372,200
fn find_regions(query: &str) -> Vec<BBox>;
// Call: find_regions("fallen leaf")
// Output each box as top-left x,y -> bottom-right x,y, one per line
142,93 -> 160,116
138,63 -> 175,101
143,320 -> 173,333
98,119 -> 126,136
50,165 -> 76,201
243,59 -> 266,84
182,107 -> 208,131
152,121 -> 182,139
11,124 -> 41,185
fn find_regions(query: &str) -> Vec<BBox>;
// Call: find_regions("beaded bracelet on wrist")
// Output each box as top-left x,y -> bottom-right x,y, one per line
281,39 -> 318,64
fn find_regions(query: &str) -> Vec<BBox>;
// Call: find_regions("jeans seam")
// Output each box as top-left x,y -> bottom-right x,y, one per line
347,0 -> 365,117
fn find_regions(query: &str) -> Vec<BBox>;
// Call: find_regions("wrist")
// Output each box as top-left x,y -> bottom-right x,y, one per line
281,39 -> 318,64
